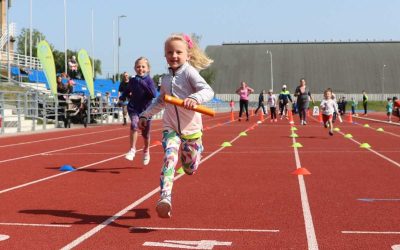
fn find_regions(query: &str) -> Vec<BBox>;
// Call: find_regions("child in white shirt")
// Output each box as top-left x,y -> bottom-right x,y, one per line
320,89 -> 339,136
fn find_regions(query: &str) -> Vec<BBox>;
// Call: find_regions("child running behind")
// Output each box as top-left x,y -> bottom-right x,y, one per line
320,88 -> 339,136
119,57 -> 157,165
139,34 -> 214,218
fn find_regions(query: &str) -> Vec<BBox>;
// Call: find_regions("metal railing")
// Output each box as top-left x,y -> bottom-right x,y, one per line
0,90 -> 137,135
0,50 -> 42,69
215,93 -> 400,102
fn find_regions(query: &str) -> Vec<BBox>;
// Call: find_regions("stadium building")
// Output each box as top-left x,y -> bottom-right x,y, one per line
206,41 -> 400,100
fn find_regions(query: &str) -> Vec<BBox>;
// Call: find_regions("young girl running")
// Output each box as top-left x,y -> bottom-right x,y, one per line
139,34 -> 214,218
119,57 -> 157,165
320,88 -> 339,136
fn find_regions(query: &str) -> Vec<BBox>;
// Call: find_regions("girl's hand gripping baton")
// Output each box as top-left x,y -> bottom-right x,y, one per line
164,94 -> 216,117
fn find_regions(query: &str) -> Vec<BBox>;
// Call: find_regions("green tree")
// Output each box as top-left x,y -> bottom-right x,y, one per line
200,67 -> 216,85
17,28 -> 102,77
16,28 -> 50,57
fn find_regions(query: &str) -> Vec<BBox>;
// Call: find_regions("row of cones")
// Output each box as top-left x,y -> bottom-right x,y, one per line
318,112 -> 354,123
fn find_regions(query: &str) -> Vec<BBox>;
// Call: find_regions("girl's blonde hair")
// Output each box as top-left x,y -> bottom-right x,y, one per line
135,56 -> 151,70
165,33 -> 213,71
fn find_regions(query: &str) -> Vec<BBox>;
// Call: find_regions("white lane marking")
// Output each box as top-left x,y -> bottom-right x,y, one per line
337,131 -> 400,169
0,127 -> 125,148
0,136 -> 127,164
392,244 -> 400,250
357,198 -> 400,202
131,226 -> 278,233
353,121 -> 400,138
61,131 -> 247,250
0,222 -> 71,228
354,116 -> 400,126
292,135 -> 319,250
143,240 -> 232,249
0,153 -> 125,194
0,234 -> 10,241
342,231 -> 400,234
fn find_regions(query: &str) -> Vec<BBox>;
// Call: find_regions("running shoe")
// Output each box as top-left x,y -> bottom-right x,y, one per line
125,149 -> 136,161
329,131 -> 334,136
156,196 -> 172,218
143,151 -> 150,165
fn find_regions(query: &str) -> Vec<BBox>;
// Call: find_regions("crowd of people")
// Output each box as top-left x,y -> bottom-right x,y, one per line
232,79 -> 400,132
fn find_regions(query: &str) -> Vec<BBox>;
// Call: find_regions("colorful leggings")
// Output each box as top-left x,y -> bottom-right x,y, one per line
160,130 -> 203,199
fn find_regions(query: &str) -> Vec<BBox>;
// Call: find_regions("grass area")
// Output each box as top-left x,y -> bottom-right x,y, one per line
311,101 -> 387,112
0,82 -> 26,92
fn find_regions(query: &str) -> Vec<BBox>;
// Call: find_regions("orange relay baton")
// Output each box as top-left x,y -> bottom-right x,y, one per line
164,94 -> 216,117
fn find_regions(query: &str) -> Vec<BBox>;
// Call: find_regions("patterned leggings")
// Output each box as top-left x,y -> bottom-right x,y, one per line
160,130 -> 203,199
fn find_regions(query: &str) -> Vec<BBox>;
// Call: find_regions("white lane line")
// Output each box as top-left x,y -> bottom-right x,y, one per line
352,121 -> 400,138
0,222 -> 71,228
0,127 -> 125,148
0,234 -> 10,241
354,116 -> 400,126
342,231 -> 400,234
291,134 -> 319,250
61,131 -> 247,250
0,135 -> 127,164
0,153 -> 125,194
130,226 -> 279,233
337,131 -> 400,169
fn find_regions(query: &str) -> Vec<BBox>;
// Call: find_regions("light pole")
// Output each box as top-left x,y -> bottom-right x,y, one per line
266,50 -> 274,92
64,0 -> 67,73
382,64 -> 387,100
117,15 -> 126,81
29,0 -> 33,69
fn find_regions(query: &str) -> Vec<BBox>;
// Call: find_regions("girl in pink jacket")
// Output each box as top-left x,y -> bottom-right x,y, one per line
139,34 -> 214,218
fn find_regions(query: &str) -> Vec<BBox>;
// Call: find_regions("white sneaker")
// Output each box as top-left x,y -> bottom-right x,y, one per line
143,151 -> 150,165
156,197 -> 172,218
125,149 -> 136,161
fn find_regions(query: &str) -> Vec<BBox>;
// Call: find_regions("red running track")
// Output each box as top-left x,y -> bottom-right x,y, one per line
0,111 -> 399,249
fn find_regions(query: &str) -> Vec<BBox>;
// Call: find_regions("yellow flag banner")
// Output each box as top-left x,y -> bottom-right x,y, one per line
77,49 -> 95,99
37,40 -> 57,96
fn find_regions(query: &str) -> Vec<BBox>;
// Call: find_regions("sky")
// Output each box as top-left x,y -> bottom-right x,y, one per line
8,0 -> 400,78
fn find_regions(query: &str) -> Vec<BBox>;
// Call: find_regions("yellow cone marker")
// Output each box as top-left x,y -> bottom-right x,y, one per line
360,143 -> 371,149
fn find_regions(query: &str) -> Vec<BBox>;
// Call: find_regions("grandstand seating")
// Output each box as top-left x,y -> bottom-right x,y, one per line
11,67 -> 119,97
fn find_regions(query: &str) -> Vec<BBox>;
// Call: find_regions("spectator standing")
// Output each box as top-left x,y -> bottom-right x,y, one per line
235,81 -> 254,121
229,99 -> 234,112
267,89 -> 277,122
362,90 -> 368,116
386,97 -> 393,122
68,56 -> 79,79
294,78 -> 314,125
351,97 -> 358,116
255,90 -> 267,115
393,97 -> 400,122
278,84 -> 292,119
118,72 -> 130,125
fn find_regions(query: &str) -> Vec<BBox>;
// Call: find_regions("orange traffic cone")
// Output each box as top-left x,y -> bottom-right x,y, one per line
288,110 -> 294,124
291,168 -> 311,175
318,112 -> 323,123
347,113 -> 353,123
259,109 -> 264,121
230,111 -> 234,122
